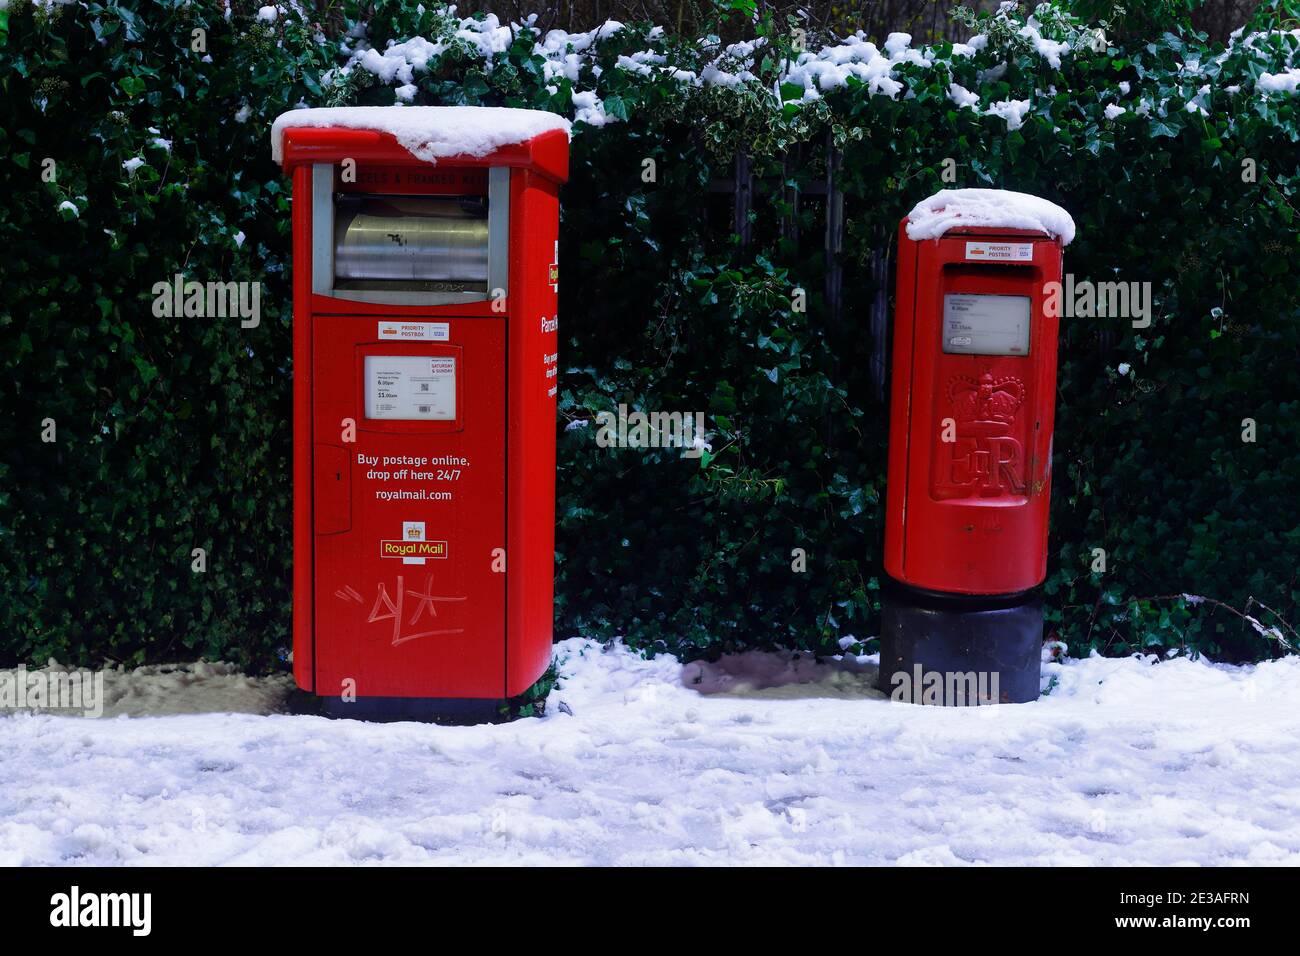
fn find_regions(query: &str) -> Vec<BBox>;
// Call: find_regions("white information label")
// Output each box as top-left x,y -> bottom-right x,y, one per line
365,355 -> 456,420
943,294 -> 1031,355
964,241 -> 1034,262
378,321 -> 450,341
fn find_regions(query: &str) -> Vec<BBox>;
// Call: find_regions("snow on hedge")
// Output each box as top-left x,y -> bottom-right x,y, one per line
906,188 -> 1076,244
270,105 -> 571,163
256,2 -> 1300,144
948,83 -> 980,110
315,9 -> 1031,126
982,98 -> 1032,132
1259,69 -> 1300,94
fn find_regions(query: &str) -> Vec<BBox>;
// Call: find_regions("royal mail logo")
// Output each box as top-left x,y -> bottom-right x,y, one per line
381,539 -> 449,559
937,372 -> 1027,497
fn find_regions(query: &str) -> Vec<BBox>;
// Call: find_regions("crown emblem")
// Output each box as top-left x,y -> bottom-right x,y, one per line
949,372 -> 1025,426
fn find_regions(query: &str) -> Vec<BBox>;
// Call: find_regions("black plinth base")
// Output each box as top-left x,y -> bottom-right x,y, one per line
878,579 -> 1043,705
288,691 -> 514,724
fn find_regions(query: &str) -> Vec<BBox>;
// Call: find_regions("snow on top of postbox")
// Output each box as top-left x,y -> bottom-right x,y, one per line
905,188 -> 1075,246
270,106 -> 572,164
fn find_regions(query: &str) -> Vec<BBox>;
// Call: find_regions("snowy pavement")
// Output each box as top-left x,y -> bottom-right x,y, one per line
2,640 -> 1299,865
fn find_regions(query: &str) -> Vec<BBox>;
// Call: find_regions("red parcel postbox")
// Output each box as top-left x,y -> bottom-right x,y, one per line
880,189 -> 1073,704
272,107 -> 569,706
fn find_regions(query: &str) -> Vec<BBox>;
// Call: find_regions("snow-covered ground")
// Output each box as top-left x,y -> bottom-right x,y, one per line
1,639 -> 1298,865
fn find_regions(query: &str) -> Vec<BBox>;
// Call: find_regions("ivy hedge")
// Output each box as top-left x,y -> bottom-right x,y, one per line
1,0 -> 1297,670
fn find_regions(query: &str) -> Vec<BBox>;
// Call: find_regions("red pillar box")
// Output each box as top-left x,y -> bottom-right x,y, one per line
272,107 -> 569,708
879,189 -> 1074,705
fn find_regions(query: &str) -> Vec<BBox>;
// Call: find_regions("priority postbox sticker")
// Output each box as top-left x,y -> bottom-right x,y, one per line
378,321 -> 450,341
965,241 -> 1034,262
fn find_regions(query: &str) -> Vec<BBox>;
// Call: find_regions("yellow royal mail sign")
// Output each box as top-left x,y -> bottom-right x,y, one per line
380,539 -> 449,559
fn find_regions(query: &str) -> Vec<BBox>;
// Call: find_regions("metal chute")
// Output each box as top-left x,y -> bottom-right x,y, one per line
333,195 -> 489,287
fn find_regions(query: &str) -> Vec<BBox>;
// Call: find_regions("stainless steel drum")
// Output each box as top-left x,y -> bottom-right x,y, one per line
333,195 -> 490,285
